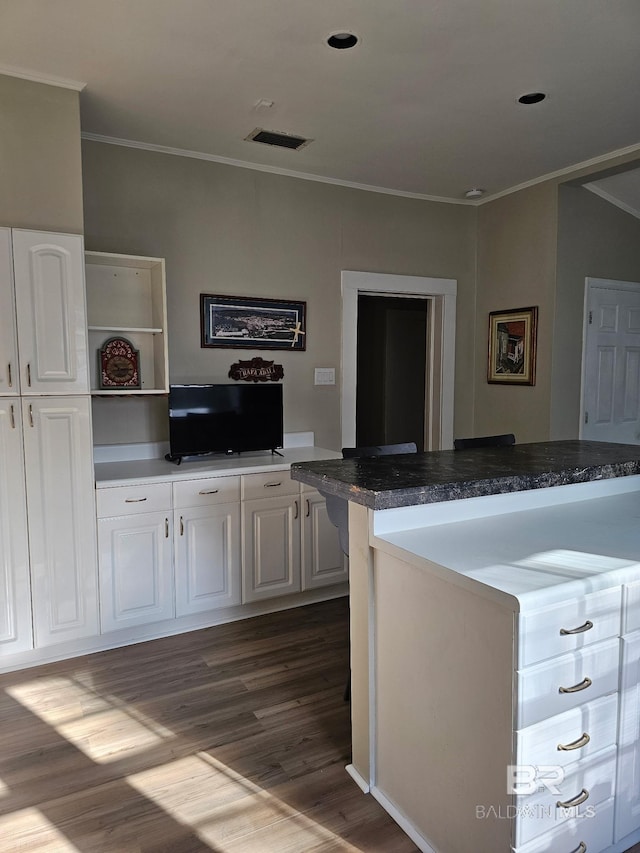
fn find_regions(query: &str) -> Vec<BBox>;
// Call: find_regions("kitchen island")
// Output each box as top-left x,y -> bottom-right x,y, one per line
290,441 -> 640,853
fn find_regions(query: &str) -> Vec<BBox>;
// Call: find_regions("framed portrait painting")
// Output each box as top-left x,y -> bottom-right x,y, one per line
201,294 -> 307,350
487,306 -> 538,385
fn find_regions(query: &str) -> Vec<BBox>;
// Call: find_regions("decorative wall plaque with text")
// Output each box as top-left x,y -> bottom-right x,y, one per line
228,357 -> 284,382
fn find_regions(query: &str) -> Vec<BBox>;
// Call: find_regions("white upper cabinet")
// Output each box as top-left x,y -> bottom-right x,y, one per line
85,251 -> 169,395
0,229 -> 20,396
11,229 -> 89,395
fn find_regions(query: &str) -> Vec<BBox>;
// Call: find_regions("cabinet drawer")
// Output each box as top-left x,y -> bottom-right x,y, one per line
241,471 -> 298,501
518,586 -> 621,668
173,475 -> 240,508
516,693 -> 618,771
513,794 -> 613,853
514,746 -> 616,847
96,483 -> 172,518
517,637 -> 619,728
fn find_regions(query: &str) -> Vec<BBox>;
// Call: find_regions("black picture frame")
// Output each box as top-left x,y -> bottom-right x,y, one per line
200,294 -> 307,350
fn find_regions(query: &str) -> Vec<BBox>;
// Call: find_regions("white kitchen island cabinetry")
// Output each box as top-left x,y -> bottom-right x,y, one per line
302,486 -> 349,590
365,478 -> 640,853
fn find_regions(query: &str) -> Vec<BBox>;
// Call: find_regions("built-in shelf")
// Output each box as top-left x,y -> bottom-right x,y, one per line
85,251 -> 169,395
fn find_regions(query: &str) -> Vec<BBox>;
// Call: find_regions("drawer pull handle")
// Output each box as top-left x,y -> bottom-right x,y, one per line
125,497 -> 148,503
165,518 -> 169,538
560,620 -> 593,636
28,404 -> 33,427
294,499 -> 299,519
559,677 -> 592,694
574,844 -> 587,853
27,363 -> 31,387
180,516 -> 184,536
557,732 -> 590,751
199,489 -> 219,495
557,788 -> 589,809
305,498 -> 310,517
264,481 -> 282,488
7,362 -> 12,388
10,404 -> 15,429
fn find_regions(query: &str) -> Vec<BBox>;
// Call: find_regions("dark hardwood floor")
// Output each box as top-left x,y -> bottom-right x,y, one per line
0,597 -> 418,852
2,598 -> 639,853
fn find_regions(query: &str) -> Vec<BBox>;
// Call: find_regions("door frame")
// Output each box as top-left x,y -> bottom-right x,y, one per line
580,276 -> 640,439
341,271 -> 457,450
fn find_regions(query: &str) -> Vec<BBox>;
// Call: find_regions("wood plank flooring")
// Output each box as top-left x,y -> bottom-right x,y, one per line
0,598 -> 418,852
1,597 -> 639,853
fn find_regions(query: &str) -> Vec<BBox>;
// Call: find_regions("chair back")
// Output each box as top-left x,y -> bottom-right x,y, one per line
453,433 -> 515,450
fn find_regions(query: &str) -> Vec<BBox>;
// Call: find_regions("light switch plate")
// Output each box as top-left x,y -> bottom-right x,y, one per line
314,367 -> 335,386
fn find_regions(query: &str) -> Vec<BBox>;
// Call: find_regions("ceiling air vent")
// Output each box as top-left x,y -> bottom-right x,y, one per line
245,128 -> 311,151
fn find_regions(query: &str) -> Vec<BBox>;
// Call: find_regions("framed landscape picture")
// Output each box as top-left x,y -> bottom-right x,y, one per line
201,294 -> 307,350
487,306 -> 538,385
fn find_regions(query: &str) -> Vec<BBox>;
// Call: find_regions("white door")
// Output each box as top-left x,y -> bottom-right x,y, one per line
98,511 -> 174,631
175,503 -> 241,616
0,400 -> 32,653
0,228 -> 19,396
242,495 -> 301,603
12,230 -> 89,395
23,396 -> 99,646
302,490 -> 347,590
582,279 -> 640,443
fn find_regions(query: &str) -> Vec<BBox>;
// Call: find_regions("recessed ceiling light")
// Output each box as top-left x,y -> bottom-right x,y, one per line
327,32 -> 358,49
518,92 -> 547,105
465,188 -> 485,199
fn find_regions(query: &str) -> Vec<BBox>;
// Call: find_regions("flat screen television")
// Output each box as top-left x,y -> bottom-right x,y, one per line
167,383 -> 283,463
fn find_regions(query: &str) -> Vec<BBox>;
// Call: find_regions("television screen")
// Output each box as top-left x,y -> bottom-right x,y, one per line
167,384 -> 283,462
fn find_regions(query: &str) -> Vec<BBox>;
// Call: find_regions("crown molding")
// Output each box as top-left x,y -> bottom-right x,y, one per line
80,133 -> 473,205
0,63 -> 86,91
583,182 -> 640,221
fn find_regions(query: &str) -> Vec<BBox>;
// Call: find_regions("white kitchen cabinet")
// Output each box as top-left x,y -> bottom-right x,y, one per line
11,229 -> 89,395
24,396 -> 98,646
615,629 -> 640,841
98,511 -> 174,632
302,488 -> 347,590
0,400 -> 32,653
85,251 -> 169,395
0,229 -> 19,397
242,493 -> 301,603
175,503 -> 241,615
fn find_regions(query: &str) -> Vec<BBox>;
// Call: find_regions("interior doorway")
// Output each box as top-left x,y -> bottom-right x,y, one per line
356,295 -> 428,450
341,271 -> 457,450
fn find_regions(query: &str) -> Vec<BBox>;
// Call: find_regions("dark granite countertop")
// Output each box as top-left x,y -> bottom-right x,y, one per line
289,440 -> 640,510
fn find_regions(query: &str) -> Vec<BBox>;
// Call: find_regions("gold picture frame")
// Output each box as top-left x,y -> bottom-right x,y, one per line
487,306 -> 538,385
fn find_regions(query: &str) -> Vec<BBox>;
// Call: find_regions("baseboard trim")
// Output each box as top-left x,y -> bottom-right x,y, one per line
345,763 -> 370,794
370,785 -> 436,853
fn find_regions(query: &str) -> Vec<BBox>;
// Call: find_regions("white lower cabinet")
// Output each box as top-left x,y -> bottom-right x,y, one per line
0,400 -> 32,653
24,397 -> 98,646
98,511 -> 174,631
615,630 -> 640,841
302,488 -> 348,590
242,493 -> 301,603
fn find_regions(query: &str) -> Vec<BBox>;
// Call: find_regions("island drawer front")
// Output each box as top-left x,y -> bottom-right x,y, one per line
514,746 -> 616,847
512,795 -> 613,853
241,471 -> 298,501
516,693 -> 618,770
96,483 -> 172,518
518,586 -> 621,668
517,637 -> 620,729
173,476 -> 240,508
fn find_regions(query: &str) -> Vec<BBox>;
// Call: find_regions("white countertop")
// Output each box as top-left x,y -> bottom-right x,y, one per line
373,481 -> 640,610
95,446 -> 340,487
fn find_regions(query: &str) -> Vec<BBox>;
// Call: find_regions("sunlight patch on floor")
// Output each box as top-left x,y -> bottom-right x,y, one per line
7,676 -> 173,763
0,807 -> 81,852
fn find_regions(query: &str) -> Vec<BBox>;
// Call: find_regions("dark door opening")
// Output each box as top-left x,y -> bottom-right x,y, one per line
356,295 -> 428,451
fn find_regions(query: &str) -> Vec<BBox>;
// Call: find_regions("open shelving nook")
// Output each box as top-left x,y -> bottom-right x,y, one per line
85,251 -> 169,395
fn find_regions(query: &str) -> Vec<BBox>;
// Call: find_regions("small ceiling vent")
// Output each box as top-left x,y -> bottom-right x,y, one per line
245,128 -> 311,151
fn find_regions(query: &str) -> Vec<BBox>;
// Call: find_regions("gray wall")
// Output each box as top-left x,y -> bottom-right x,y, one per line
551,185 -> 640,438
82,140 -> 477,450
0,75 -> 83,232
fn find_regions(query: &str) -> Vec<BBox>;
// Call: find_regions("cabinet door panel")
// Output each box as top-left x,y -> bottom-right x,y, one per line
99,512 -> 174,631
12,230 -> 88,394
302,491 -> 347,590
0,228 -> 19,396
0,401 -> 32,653
175,504 -> 241,615
23,397 -> 98,646
242,496 -> 301,602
